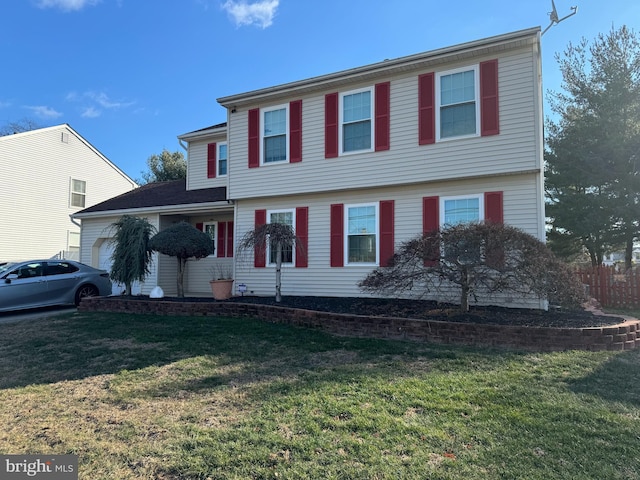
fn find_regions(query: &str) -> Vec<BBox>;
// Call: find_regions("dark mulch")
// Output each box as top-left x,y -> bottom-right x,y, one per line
116,295 -> 627,328
222,295 -> 624,328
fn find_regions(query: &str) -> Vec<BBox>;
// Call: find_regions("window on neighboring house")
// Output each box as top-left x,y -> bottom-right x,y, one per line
70,179 -> 86,208
341,88 -> 372,154
268,209 -> 294,265
204,222 -> 217,256
437,66 -> 479,140
346,203 -> 378,264
68,231 -> 80,259
218,143 -> 228,176
262,105 -> 288,164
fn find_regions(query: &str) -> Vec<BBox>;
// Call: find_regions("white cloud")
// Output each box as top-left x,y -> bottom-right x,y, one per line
25,105 -> 63,119
222,0 -> 279,28
36,0 -> 101,11
0,101 -> 11,109
81,106 -> 101,118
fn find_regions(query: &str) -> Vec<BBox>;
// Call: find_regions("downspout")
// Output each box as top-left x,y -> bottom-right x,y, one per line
178,138 -> 188,151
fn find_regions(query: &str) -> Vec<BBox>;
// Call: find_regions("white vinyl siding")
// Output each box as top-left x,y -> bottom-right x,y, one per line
232,173 -> 543,306
0,125 -> 137,261
227,46 -> 540,201
186,135 -> 228,191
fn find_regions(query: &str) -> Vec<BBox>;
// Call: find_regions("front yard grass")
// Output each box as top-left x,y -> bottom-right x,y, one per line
0,311 -> 639,479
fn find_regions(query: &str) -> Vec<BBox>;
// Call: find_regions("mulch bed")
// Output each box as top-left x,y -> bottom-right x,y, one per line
144,295 -> 625,329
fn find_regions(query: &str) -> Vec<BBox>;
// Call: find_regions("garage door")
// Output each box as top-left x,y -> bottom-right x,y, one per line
98,240 -> 141,295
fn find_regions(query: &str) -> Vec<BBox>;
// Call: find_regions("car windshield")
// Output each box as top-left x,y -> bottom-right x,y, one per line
0,262 -> 17,276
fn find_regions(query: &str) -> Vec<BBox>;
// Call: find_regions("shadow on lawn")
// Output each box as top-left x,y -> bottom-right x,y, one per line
567,348 -> 640,407
0,310 -> 520,391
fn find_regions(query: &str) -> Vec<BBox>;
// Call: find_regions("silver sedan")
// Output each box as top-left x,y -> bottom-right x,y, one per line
0,260 -> 112,312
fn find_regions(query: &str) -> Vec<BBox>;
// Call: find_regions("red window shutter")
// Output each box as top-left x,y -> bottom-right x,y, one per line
290,100 -> 302,163
248,108 -> 260,168
375,82 -> 390,152
422,196 -> 440,266
379,200 -> 394,267
226,221 -> 234,258
295,207 -> 308,268
325,93 -> 339,158
480,59 -> 499,136
254,210 -> 266,267
418,73 -> 435,145
195,222 -> 204,232
207,143 -> 217,178
484,191 -> 504,224
330,204 -> 344,267
217,222 -> 226,258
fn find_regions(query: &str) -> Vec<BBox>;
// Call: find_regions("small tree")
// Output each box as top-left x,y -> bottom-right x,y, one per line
108,215 -> 156,295
148,222 -> 213,297
237,223 -> 301,302
138,149 -> 187,184
359,222 -> 585,312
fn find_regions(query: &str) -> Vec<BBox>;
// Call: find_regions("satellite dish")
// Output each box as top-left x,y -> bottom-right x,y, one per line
542,0 -> 578,36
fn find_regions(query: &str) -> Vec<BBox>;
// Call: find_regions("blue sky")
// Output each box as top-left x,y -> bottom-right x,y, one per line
2,0 -> 639,181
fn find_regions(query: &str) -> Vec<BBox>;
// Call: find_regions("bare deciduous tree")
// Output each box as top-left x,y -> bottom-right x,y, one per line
359,222 -> 585,312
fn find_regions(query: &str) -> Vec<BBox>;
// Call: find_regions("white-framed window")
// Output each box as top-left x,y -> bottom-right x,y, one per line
203,222 -> 217,256
267,209 -> 295,266
436,65 -> 480,141
218,142 -> 228,176
68,231 -> 80,258
70,179 -> 86,208
346,203 -> 378,265
261,104 -> 288,164
340,87 -> 373,154
440,194 -> 484,227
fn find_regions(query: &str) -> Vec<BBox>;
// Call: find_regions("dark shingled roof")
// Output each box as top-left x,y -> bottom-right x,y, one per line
77,179 -> 227,214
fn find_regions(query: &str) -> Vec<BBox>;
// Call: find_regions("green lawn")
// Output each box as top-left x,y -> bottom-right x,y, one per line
0,310 -> 639,479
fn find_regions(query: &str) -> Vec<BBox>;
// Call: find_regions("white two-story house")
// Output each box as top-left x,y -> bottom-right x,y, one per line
0,124 -> 137,262
75,27 -> 546,305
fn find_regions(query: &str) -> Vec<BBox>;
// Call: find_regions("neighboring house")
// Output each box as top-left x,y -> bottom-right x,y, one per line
0,124 -> 137,261
75,27 -> 547,306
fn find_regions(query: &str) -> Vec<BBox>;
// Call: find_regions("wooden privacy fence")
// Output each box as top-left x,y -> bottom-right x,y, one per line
575,266 -> 640,308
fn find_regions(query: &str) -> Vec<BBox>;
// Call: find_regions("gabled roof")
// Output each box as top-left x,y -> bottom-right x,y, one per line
178,122 -> 228,141
73,179 -> 227,217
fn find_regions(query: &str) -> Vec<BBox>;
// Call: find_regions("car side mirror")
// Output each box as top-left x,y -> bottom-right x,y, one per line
5,274 -> 18,284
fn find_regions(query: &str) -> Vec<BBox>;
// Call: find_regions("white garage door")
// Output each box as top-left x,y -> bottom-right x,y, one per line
98,240 -> 141,295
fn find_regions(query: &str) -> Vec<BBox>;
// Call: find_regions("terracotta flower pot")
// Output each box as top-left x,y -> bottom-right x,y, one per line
210,279 -> 234,300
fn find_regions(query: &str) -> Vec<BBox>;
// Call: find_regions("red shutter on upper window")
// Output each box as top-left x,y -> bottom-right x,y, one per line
484,191 -> 504,224
379,200 -> 394,267
290,100 -> 302,163
418,73 -> 435,145
254,210 -> 267,267
226,221 -> 234,258
330,204 -> 344,267
375,82 -> 390,152
195,222 -> 204,232
295,207 -> 308,268
325,93 -> 339,158
480,59 -> 499,137
422,196 -> 440,266
248,108 -> 260,168
207,143 -> 217,178
217,222 -> 226,258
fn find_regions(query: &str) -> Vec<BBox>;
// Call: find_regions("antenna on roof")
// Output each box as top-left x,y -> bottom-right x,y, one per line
542,0 -> 577,36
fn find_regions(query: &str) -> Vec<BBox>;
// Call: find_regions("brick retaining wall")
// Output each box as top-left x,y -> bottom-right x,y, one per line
78,297 -> 640,352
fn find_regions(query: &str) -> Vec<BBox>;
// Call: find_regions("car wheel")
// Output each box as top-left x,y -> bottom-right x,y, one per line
75,284 -> 99,306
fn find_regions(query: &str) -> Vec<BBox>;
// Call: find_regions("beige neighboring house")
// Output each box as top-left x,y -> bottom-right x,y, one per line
75,27 -> 548,307
0,124 -> 137,262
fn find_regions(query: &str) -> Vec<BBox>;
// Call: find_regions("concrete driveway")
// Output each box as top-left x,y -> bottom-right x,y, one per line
0,306 -> 77,324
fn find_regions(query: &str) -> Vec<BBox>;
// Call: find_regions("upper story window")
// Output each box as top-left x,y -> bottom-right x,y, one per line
70,179 -> 86,208
218,143 -> 228,176
437,66 -> 479,140
340,88 -> 373,154
262,105 -> 288,164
